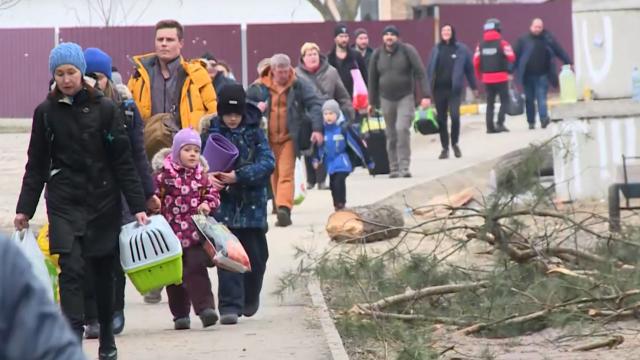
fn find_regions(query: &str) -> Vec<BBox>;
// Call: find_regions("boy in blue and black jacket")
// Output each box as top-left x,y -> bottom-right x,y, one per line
314,99 -> 374,210
204,84 -> 275,325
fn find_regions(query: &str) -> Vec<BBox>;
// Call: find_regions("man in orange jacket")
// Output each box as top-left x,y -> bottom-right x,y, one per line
128,19 -> 217,131
474,18 -> 516,134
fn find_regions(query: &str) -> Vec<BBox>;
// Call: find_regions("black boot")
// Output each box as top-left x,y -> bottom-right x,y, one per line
438,149 -> 449,159
84,320 -> 100,339
98,322 -> 117,360
275,207 -> 292,227
112,310 -> 125,335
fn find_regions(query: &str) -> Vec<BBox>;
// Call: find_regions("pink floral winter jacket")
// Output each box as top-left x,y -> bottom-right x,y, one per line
152,149 -> 220,248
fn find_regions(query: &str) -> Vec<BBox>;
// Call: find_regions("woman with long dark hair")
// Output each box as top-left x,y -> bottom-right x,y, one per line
426,24 -> 478,159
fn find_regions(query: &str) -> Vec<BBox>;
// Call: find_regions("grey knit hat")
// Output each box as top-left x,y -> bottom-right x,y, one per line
322,99 -> 341,116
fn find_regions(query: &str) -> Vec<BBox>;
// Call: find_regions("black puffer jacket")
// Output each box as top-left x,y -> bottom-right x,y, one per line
16,88 -> 146,256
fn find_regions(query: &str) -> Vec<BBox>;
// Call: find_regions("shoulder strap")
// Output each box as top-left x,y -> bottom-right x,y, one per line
121,99 -> 136,129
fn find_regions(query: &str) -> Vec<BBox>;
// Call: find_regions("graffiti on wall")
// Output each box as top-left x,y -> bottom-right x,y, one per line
574,15 -> 613,86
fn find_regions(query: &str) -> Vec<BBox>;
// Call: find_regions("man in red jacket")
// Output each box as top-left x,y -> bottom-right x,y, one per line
474,18 -> 516,133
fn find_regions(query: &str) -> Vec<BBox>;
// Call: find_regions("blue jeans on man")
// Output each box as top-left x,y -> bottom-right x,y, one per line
523,74 -> 549,128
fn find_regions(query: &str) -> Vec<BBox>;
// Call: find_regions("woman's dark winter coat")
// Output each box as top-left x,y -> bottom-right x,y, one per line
16,88 -> 146,256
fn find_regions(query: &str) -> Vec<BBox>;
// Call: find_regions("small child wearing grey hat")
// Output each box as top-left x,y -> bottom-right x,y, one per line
314,99 -> 374,210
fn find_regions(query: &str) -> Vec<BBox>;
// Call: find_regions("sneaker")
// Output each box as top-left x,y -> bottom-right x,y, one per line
528,123 -> 535,130
243,298 -> 260,317
173,317 -> 191,330
400,170 -> 412,178
306,182 -> 315,190
541,118 -> 550,129
389,171 -> 400,179
317,183 -> 330,190
275,207 -> 292,227
486,128 -> 498,134
112,310 -> 125,335
84,320 -> 100,339
199,308 -> 219,328
438,149 -> 449,159
452,145 -> 462,158
143,288 -> 162,304
220,313 -> 239,325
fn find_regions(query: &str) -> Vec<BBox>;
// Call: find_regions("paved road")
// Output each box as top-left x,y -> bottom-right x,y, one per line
0,114 -> 549,360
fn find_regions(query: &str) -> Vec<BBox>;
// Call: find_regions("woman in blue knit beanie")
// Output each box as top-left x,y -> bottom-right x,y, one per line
82,46 -> 161,340
15,42 -> 150,360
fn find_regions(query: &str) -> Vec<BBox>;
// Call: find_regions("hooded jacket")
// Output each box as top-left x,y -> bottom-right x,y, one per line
246,65 -> 324,155
473,30 -> 516,84
128,53 -> 217,130
315,113 -> 374,175
427,27 -> 477,95
152,149 -> 221,248
295,54 -> 356,122
205,104 -> 275,229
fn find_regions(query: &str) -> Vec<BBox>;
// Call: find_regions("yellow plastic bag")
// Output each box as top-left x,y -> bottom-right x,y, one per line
37,224 -> 60,303
37,224 -> 59,267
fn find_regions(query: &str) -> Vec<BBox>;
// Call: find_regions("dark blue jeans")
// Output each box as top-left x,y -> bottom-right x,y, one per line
217,228 -> 269,315
523,74 -> 549,125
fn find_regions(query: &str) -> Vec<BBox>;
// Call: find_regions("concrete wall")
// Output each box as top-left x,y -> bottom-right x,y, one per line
572,7 -> 640,99
551,100 -> 640,201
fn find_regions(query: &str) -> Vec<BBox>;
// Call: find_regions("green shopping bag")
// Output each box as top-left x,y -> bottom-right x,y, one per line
413,107 -> 439,135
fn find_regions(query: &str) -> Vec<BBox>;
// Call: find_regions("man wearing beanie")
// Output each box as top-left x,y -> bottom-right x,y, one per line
246,53 -> 324,227
328,23 -> 368,99
368,25 -> 431,178
128,19 -> 217,130
203,84 -> 274,324
351,28 -> 374,73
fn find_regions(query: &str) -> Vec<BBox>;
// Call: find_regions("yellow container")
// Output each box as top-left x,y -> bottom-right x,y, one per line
125,254 -> 183,294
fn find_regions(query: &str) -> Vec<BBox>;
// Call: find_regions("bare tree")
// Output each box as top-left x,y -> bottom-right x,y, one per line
307,0 -> 362,21
0,0 -> 20,10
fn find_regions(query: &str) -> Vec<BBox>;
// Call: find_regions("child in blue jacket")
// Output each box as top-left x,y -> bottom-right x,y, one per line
204,84 -> 275,325
314,99 -> 374,210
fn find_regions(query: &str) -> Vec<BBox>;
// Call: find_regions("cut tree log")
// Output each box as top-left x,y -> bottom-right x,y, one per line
326,204 -> 404,243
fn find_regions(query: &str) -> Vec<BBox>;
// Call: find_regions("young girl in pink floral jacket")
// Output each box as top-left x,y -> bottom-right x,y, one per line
152,128 -> 221,330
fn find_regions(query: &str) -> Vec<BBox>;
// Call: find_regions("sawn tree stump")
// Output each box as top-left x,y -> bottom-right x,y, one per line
326,205 -> 405,243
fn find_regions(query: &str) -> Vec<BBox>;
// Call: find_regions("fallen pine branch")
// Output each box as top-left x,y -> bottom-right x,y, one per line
350,281 -> 490,313
359,310 -> 468,327
454,309 -> 549,336
571,335 -> 624,351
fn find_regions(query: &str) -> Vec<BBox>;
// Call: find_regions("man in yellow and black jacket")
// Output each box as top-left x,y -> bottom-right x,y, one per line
128,19 -> 217,131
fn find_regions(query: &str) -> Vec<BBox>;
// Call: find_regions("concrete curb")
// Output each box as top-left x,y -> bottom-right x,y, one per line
307,279 -> 350,360
460,98 -> 562,116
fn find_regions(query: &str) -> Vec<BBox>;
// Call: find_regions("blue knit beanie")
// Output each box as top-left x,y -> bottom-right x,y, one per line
49,42 -> 86,76
84,47 -> 112,80
171,128 -> 202,165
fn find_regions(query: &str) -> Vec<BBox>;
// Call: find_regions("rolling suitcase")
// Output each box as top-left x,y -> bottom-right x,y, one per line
360,112 -> 390,175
